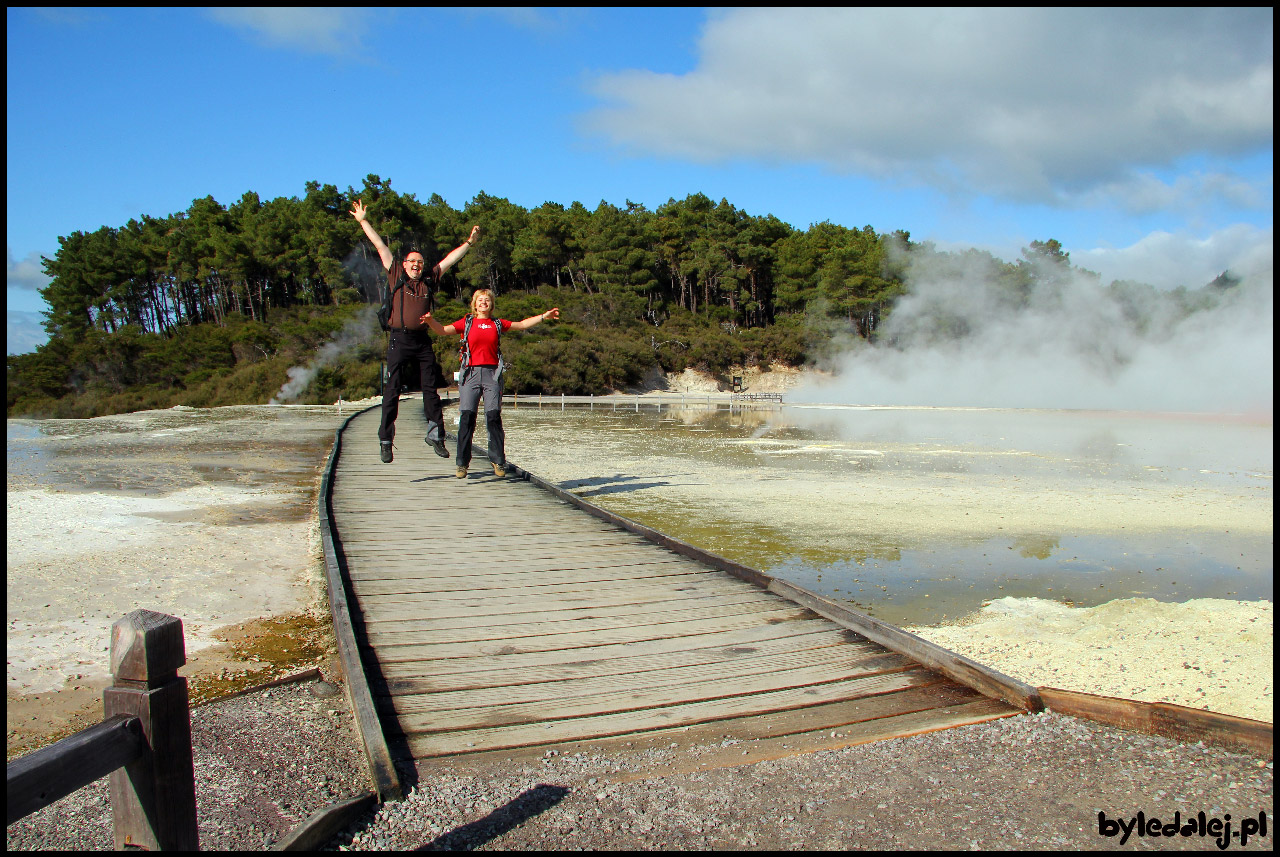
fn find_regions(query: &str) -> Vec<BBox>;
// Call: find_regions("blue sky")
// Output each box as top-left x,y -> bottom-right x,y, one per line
7,8 -> 1273,353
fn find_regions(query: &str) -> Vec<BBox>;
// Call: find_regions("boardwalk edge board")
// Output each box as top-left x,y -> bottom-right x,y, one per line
1037,687 -> 1272,756
320,403 -> 403,802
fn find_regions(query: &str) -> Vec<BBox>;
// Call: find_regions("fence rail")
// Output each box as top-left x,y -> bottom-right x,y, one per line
730,392 -> 784,403
6,610 -> 199,850
7,715 -> 145,824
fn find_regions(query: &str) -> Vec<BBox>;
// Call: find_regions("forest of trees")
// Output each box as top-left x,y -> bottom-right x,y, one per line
8,174 -> 1138,418
32,175 -> 910,341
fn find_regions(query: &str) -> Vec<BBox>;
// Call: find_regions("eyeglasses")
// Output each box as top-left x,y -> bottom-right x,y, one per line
404,259 -> 424,266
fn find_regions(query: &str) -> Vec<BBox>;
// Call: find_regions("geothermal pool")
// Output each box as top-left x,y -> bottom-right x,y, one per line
499,401 -> 1273,627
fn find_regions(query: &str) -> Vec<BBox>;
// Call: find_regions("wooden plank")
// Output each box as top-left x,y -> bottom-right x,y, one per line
349,565 -> 726,597
375,637 -> 881,696
353,587 -> 751,614
7,714 -> 145,824
372,620 -> 847,678
332,522 -> 644,541
651,697 -> 1021,773
319,406 -> 403,802
348,548 -> 669,567
399,670 -> 945,755
355,591 -> 778,624
333,496 -> 610,512
334,531 -> 649,551
341,547 -> 687,570
363,602 -> 807,647
344,555 -> 693,577
381,648 -> 914,715
356,586 -> 783,623
1039,687 -> 1272,756
343,544 -> 688,568
349,573 -> 761,607
345,562 -> 706,590
387,659 -> 920,732
273,791 -> 379,852
360,592 -> 789,636
344,557 -> 699,585
629,684 -> 996,746
342,541 -> 676,564
403,661 -> 934,739
365,608 -> 820,661
346,557 -> 701,592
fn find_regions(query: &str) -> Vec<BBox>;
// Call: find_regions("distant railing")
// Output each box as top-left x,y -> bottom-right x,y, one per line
7,610 -> 199,850
505,392 -> 785,408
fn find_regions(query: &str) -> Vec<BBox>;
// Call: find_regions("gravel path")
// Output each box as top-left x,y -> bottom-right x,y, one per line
9,674 -> 1272,851
334,712 -> 1273,851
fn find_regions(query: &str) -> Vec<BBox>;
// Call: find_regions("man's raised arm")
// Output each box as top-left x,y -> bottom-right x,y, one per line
350,199 -> 394,271
434,225 -> 481,278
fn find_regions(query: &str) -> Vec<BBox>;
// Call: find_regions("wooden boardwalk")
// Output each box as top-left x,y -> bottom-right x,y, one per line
323,401 -> 1038,798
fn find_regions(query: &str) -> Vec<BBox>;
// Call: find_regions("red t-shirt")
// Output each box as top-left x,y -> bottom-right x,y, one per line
449,316 -> 511,366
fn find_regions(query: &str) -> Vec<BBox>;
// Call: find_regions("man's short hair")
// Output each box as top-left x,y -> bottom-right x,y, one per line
400,236 -> 439,262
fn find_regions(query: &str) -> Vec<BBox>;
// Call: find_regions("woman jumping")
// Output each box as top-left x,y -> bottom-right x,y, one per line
421,290 -> 559,478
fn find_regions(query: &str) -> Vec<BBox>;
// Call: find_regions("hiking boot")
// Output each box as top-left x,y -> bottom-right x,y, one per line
492,462 -> 506,477
427,437 -> 449,458
456,467 -> 468,479
380,441 -> 393,463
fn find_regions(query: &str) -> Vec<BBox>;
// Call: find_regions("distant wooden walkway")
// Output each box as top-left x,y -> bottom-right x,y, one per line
322,400 -> 1040,799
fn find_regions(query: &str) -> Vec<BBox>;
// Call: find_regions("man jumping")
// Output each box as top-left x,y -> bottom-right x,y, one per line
351,198 -> 480,463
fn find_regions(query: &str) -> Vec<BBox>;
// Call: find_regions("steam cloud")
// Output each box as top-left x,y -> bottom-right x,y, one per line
269,305 -> 380,405
795,246 -> 1274,415
270,247 -> 385,405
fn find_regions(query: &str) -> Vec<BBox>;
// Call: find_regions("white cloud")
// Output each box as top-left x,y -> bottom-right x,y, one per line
7,247 -> 50,292
8,312 -> 48,355
30,8 -> 108,26
466,7 -> 584,34
1078,170 -> 1271,218
585,8 -> 1273,209
206,7 -> 372,58
1073,225 -> 1274,290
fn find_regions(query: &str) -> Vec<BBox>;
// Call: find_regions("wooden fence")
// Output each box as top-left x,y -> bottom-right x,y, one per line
7,609 -> 199,850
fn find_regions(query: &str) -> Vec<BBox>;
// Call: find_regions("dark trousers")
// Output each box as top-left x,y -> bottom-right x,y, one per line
379,330 -> 445,444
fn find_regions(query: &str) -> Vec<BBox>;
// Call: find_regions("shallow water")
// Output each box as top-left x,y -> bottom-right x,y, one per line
6,406 -> 341,496
500,402 -> 1273,626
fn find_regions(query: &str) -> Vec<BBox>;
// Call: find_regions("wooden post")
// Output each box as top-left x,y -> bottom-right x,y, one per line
103,610 -> 199,850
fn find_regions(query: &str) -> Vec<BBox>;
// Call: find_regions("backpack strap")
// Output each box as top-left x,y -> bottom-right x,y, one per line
459,314 -> 475,375
378,265 -> 408,332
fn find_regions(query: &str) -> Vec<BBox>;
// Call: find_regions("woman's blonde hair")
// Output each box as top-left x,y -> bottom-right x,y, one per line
469,289 -> 495,315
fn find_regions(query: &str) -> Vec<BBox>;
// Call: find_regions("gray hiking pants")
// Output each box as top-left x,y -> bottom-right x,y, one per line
456,366 -> 505,468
